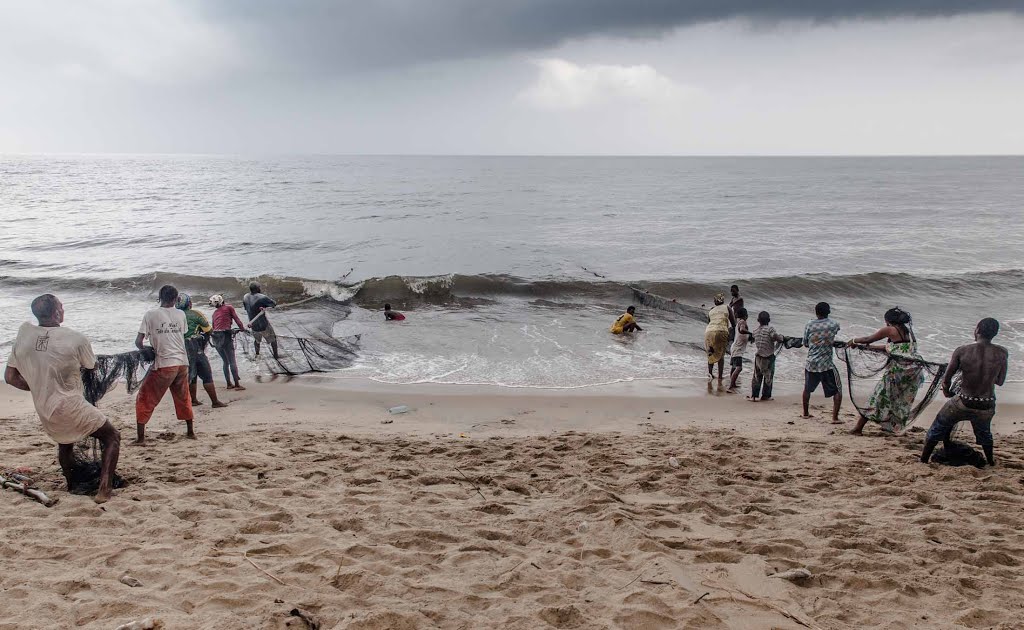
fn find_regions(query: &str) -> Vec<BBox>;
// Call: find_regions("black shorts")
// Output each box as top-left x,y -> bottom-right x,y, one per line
191,352 -> 214,385
805,368 -> 841,398
730,356 -> 744,368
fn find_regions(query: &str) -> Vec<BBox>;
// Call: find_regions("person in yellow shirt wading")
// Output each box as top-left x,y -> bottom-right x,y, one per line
610,306 -> 642,335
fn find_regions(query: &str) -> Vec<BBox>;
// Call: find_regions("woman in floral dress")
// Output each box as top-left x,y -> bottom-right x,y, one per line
849,308 -> 925,434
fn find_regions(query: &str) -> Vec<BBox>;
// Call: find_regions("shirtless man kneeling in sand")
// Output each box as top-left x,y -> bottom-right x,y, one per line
921,318 -> 1008,467
5,294 -> 122,503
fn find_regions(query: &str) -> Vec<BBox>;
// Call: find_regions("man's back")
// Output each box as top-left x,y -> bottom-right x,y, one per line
954,342 -> 1008,398
140,306 -> 188,369
804,317 -> 840,372
9,323 -> 93,413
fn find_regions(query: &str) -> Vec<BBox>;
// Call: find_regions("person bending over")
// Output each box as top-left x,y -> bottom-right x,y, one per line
5,294 -> 121,503
135,285 -> 194,445
243,282 -> 279,359
802,301 -> 843,423
610,306 -> 642,334
921,318 -> 1008,467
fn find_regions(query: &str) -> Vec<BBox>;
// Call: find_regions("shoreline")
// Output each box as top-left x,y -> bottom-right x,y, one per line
3,376 -> 1023,440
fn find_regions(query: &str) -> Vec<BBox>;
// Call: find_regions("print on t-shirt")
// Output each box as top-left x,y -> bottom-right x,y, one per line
35,333 -> 50,352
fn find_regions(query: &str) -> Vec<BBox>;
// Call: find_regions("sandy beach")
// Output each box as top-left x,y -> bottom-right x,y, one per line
1,378 -> 1023,629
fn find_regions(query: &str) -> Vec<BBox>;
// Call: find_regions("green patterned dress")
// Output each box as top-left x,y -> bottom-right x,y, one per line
866,341 -> 926,433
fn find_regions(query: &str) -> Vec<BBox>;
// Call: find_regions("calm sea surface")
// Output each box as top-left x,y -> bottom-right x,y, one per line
1,155 -> 1022,387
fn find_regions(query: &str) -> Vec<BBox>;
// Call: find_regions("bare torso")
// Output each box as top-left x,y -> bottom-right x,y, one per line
950,342 -> 1008,399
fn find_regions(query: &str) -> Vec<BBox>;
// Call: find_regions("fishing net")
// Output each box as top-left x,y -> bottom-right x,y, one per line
630,287 -> 708,323
835,346 -> 948,432
81,348 -> 154,405
236,296 -> 361,376
66,350 -> 154,494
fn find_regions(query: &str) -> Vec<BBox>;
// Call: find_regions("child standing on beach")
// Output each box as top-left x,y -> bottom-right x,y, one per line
727,307 -> 750,392
749,311 -> 784,401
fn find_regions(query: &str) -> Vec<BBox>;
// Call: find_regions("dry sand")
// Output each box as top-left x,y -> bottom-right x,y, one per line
1,379 -> 1023,629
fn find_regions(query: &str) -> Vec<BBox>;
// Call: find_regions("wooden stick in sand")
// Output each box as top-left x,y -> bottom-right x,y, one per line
0,474 -> 58,507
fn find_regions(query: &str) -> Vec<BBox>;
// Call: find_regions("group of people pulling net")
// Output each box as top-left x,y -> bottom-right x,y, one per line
624,283 -> 1000,465
69,284 -> 360,482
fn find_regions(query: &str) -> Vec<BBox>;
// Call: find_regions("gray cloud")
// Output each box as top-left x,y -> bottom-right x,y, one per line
200,0 -> 1023,72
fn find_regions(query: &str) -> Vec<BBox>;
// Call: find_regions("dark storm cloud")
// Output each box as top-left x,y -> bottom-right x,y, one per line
200,0 -> 1022,71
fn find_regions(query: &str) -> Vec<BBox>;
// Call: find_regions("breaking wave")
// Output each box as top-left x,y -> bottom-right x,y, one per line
1,268 -> 1022,306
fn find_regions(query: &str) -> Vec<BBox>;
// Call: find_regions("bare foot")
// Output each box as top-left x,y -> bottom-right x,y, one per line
746,396 -> 759,402
726,388 -> 737,394
192,399 -> 204,406
186,432 -> 197,440
800,414 -> 813,419
761,397 -> 774,402
94,488 -> 111,504
212,401 -> 228,408
830,419 -> 844,424
226,384 -> 236,390
234,384 -> 246,391
850,429 -> 863,435
132,439 -> 148,447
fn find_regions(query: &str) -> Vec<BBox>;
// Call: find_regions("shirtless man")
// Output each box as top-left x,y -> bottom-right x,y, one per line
921,318 -> 1008,467
5,294 -> 122,503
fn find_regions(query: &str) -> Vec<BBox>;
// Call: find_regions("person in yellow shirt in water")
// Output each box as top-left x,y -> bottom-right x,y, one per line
611,306 -> 642,335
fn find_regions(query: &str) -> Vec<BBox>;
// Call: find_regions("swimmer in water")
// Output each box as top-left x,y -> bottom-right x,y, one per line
384,303 -> 406,321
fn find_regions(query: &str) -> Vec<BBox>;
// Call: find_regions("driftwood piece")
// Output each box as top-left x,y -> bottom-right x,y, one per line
0,474 -> 58,507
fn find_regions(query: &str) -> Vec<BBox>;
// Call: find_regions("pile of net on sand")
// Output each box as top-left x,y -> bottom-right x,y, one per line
235,297 -> 360,376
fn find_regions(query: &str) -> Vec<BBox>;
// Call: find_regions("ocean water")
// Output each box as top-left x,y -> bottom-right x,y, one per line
1,154 -> 1022,388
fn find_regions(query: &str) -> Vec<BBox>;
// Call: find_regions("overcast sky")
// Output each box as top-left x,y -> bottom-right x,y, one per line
1,1 -> 1022,155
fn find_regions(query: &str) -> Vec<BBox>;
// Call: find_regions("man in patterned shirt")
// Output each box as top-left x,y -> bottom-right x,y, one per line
802,302 -> 843,423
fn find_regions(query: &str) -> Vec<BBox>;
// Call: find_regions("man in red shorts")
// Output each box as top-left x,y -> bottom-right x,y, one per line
134,285 -> 194,444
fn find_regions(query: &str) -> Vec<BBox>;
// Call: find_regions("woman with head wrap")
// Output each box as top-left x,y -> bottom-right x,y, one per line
848,307 -> 925,434
209,294 -> 247,390
177,293 -> 227,408
705,293 -> 731,381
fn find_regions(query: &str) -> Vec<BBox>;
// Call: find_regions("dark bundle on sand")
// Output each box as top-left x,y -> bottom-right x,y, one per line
931,441 -> 989,469
69,442 -> 126,495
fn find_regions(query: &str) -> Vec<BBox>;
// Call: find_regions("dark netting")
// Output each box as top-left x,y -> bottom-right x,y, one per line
630,287 -> 709,323
835,346 -> 948,434
81,348 -> 155,405
74,349 -> 154,489
236,296 -> 361,376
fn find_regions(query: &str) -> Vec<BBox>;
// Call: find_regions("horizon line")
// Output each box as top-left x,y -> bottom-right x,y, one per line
1,151 -> 1024,159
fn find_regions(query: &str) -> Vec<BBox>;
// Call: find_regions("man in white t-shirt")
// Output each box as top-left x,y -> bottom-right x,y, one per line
134,284 -> 194,445
4,294 -> 122,503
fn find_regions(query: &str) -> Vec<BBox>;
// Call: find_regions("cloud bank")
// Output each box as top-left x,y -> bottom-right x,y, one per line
199,0 -> 1024,73
519,59 -> 691,110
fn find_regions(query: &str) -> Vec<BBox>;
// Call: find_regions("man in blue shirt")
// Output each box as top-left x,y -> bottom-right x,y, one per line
802,302 -> 843,423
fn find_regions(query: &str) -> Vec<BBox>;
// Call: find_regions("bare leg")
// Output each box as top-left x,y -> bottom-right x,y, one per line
57,444 -> 75,490
727,366 -> 740,391
91,421 -> 121,503
851,416 -> 868,435
185,420 -> 196,439
190,382 -> 204,406
204,382 -> 228,408
135,423 -> 146,446
717,358 -> 724,381
831,391 -> 843,423
920,438 -> 939,463
801,388 -> 811,417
